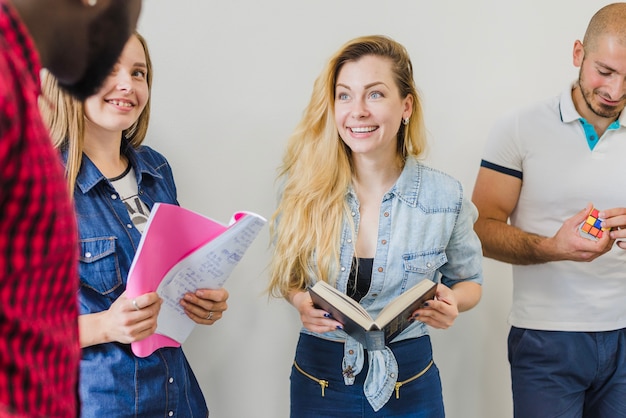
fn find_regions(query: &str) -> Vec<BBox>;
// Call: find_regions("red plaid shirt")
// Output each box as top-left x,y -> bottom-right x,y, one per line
0,2 -> 80,416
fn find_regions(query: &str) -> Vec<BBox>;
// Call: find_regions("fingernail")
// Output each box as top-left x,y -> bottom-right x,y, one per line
423,302 -> 430,307
323,313 -> 331,318
336,325 -> 343,330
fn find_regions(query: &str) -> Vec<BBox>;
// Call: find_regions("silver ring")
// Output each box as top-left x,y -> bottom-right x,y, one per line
206,311 -> 213,320
132,299 -> 140,311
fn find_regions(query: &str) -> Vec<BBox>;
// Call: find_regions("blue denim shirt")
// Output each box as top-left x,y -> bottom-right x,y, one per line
301,157 -> 483,410
67,141 -> 208,417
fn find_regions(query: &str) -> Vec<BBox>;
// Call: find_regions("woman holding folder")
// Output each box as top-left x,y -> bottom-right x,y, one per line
40,33 -> 228,417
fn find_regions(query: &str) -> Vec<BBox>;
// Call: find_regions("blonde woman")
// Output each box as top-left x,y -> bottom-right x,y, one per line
40,33 -> 228,417
269,35 -> 483,417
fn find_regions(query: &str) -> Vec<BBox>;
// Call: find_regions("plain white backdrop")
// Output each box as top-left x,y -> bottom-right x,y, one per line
137,1 -> 609,417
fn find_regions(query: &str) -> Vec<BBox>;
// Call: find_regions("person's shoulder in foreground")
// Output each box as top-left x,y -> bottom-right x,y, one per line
0,0 -> 141,416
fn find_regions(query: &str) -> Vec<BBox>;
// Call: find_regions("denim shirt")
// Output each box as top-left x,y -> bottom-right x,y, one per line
67,141 -> 208,417
301,157 -> 483,410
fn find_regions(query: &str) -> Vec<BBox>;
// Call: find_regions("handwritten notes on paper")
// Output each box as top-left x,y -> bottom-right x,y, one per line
155,213 -> 267,342
126,203 -> 266,357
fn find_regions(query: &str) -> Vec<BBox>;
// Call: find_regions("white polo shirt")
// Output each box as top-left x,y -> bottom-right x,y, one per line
482,85 -> 626,332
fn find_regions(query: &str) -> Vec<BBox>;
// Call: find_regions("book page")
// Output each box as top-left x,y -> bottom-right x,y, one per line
309,281 -> 374,329
374,279 -> 437,326
310,279 -> 437,348
155,212 -> 266,342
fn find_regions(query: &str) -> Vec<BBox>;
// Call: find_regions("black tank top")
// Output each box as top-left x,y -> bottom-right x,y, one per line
347,257 -> 373,302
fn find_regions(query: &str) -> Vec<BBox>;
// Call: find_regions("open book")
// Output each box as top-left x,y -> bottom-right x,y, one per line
309,279 -> 437,350
126,202 -> 266,357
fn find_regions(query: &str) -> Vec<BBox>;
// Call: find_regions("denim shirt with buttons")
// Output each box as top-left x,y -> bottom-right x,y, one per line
67,141 -> 207,417
300,157 -> 484,411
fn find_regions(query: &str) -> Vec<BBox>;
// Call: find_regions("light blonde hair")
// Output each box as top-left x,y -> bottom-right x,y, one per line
39,32 -> 153,197
268,35 -> 427,298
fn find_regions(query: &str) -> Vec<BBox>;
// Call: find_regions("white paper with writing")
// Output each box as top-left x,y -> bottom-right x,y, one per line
155,212 -> 266,342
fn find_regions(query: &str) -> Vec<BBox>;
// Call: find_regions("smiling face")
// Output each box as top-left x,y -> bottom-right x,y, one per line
83,35 -> 149,135
334,55 -> 413,162
574,35 -> 626,121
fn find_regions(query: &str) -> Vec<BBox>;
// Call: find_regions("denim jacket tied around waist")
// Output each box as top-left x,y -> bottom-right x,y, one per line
301,157 -> 484,411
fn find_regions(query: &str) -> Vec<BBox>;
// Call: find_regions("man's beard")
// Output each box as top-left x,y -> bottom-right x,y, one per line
579,74 -> 624,120
58,2 -> 132,101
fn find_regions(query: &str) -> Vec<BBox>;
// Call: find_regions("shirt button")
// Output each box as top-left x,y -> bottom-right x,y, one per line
426,263 -> 432,268
169,377 -> 174,383
347,238 -> 352,243
168,412 -> 173,417
351,212 -> 356,217
381,240 -> 387,245
126,224 -> 133,229
383,212 -> 389,217
111,194 -> 117,200
348,350 -> 354,355
85,252 -> 92,258
377,267 -> 383,273
341,266 -> 346,272
390,372 -> 396,378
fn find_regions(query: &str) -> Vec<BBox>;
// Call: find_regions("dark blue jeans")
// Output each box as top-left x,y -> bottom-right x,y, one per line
290,333 -> 444,417
508,327 -> 626,418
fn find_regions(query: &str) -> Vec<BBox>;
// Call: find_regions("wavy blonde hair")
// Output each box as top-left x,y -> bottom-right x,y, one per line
268,35 -> 427,298
39,32 -> 153,197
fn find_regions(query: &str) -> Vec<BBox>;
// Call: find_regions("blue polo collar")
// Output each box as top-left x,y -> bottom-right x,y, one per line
559,85 -> 626,150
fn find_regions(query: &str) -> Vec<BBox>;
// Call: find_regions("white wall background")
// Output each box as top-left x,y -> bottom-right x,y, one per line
137,1 -> 608,417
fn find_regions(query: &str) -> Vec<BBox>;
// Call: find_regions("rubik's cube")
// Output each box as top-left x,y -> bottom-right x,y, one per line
579,208 -> 609,240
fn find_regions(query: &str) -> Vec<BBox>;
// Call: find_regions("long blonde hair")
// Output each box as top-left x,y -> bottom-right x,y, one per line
268,35 -> 427,298
39,32 -> 153,197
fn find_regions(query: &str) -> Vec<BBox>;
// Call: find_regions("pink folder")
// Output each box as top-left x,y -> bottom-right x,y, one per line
126,203 -> 232,357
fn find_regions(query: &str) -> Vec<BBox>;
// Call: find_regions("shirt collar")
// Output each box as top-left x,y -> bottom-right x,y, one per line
559,83 -> 626,127
559,84 -> 626,150
390,157 -> 423,207
346,157 -> 424,207
66,141 -> 164,194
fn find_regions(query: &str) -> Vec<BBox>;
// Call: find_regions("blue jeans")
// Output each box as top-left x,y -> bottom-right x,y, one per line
508,327 -> 626,418
290,333 -> 444,418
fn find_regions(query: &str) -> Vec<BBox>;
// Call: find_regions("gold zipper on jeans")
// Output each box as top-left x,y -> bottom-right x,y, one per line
293,361 -> 329,397
294,358 -> 433,399
394,359 -> 434,399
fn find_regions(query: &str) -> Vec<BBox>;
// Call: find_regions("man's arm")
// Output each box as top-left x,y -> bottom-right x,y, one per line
471,167 -> 613,265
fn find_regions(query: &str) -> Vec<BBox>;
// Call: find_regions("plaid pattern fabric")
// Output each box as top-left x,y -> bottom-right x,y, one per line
0,2 -> 80,416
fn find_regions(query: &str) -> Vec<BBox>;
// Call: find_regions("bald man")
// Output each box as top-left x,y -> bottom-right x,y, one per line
0,0 -> 141,416
472,3 -> 626,417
